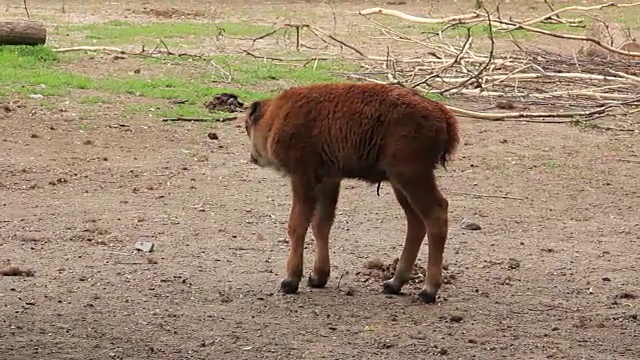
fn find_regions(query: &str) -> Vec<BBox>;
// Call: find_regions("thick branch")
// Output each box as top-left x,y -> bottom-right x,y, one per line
518,2 -> 640,27
494,19 -> 640,57
357,8 -> 481,24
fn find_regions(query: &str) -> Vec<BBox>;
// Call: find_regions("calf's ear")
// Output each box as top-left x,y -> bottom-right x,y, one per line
247,101 -> 262,125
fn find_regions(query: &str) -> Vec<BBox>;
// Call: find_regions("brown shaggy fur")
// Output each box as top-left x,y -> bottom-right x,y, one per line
244,82 -> 460,303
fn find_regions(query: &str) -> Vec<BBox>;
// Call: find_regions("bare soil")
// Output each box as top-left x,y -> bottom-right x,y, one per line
1,1 -> 638,359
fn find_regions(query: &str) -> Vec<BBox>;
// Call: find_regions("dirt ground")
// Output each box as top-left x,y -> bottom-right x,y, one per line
1,1 -> 639,359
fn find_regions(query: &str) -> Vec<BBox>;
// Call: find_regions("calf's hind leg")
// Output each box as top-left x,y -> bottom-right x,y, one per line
307,179 -> 341,289
280,176 -> 317,294
387,171 -> 449,304
382,184 -> 427,295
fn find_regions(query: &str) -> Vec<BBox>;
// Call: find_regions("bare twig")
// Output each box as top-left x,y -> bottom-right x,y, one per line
337,272 -> 346,291
54,46 -> 126,53
451,191 -> 524,200
23,0 -> 30,19
327,0 -> 338,34
310,25 -> 366,57
161,116 -> 238,123
442,5 -> 495,95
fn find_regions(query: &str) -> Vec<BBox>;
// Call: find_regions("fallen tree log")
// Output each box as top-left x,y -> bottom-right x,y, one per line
0,19 -> 47,46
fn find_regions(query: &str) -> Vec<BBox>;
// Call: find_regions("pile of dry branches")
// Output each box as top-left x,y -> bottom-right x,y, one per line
51,1 -> 640,126
349,2 -> 640,122
233,2 -> 639,124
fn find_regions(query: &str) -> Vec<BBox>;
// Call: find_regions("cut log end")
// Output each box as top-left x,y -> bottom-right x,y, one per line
0,19 -> 48,46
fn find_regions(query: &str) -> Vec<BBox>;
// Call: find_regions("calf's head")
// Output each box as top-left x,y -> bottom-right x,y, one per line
244,100 -> 273,168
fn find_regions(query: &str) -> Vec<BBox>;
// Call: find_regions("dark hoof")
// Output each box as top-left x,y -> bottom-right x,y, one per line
418,289 -> 437,304
382,280 -> 402,295
307,273 -> 329,289
279,278 -> 300,294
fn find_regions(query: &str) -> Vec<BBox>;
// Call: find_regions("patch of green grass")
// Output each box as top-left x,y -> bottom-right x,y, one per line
97,76 -> 272,104
142,54 -> 358,86
486,160 -> 511,175
0,44 -> 58,62
543,161 -> 560,171
90,55 -> 357,117
0,45 -> 93,95
54,20 -> 273,45
77,120 -> 94,130
228,58 -> 358,86
4,44 -> 447,121
422,92 -> 447,103
158,104 -> 214,119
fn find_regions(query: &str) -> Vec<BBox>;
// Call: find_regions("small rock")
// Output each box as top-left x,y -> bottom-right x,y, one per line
506,258 -> 520,270
134,241 -> 154,253
29,94 -> 44,99
29,133 -> 40,138
461,219 -> 481,230
617,292 -> 638,300
496,100 -> 516,110
344,287 -> 355,296
449,314 -> 464,323
438,348 -> 448,355
551,326 -> 560,331
195,154 -> 208,162
207,132 -> 219,140
602,276 -> 611,282
363,258 -> 385,270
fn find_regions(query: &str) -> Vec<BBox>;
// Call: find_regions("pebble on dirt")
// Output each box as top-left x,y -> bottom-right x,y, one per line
134,241 -> 155,253
344,287 -> 356,296
617,291 -> 638,300
363,258 -> 385,270
207,132 -> 219,140
506,258 -> 521,270
449,314 -> 464,323
461,219 -> 482,230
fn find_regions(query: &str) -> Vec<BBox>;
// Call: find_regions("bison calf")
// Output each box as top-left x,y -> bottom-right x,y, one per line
243,82 -> 460,303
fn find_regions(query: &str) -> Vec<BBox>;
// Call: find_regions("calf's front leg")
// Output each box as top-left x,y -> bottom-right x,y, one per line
279,176 -> 316,294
